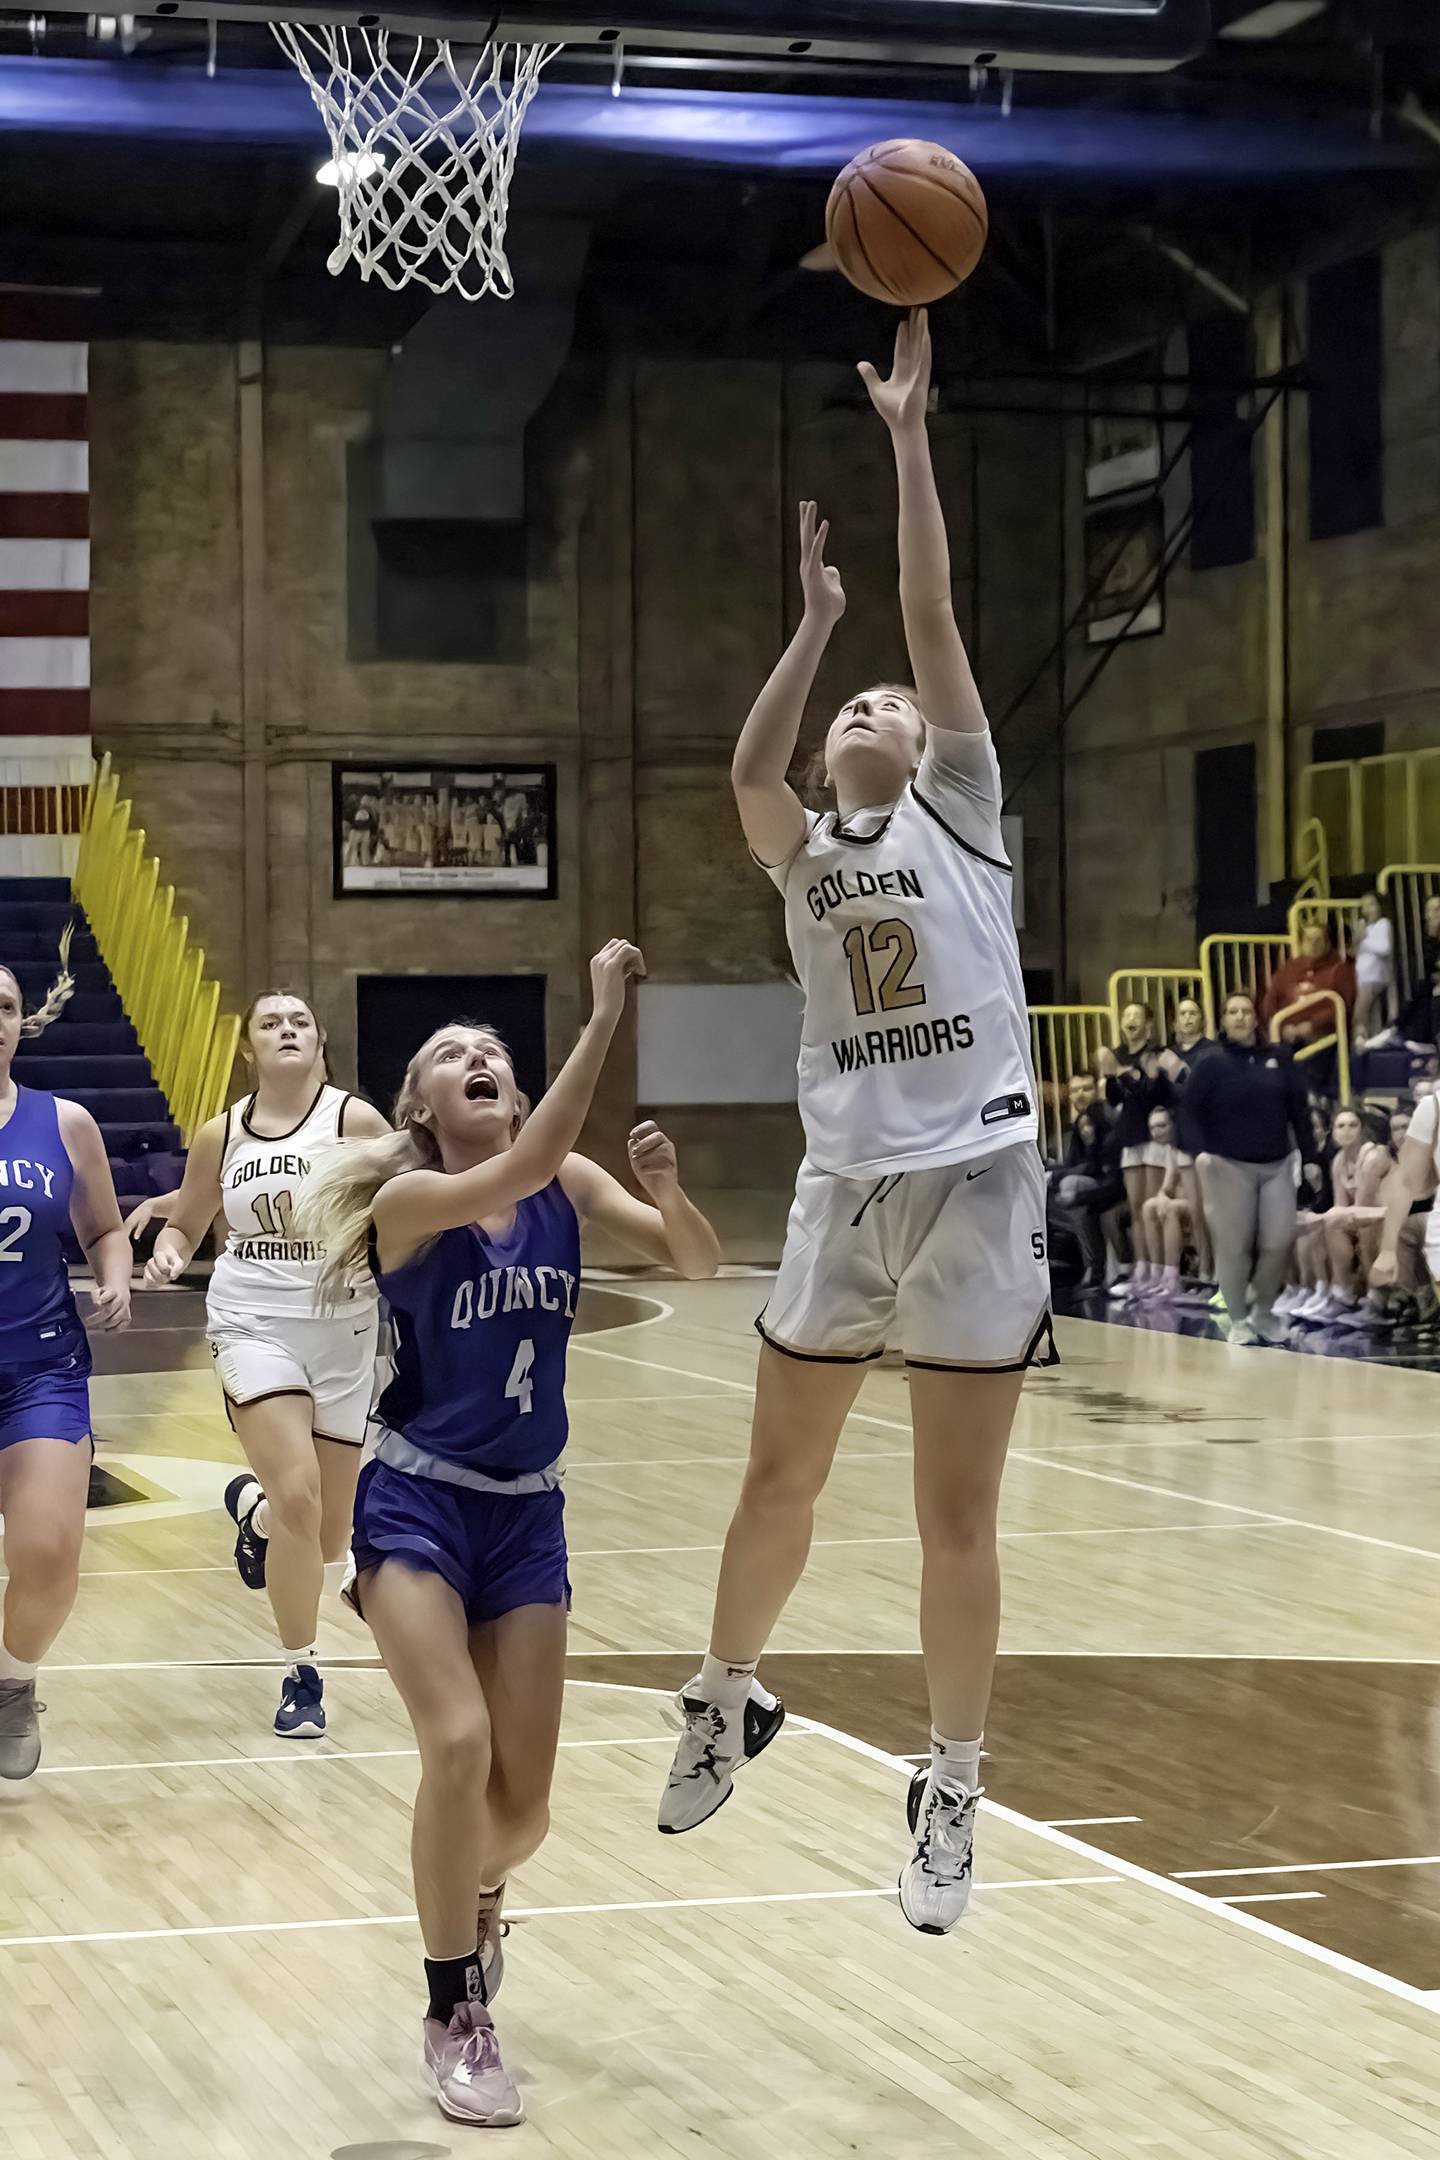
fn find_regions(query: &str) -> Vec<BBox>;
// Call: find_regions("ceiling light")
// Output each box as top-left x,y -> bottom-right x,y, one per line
1220,2 -> 1327,40
316,151 -> 386,186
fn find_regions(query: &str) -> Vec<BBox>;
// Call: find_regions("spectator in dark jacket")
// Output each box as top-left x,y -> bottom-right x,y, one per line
1098,1002 -> 1170,1302
1188,991 -> 1320,1348
1157,995 -> 1215,1284
1049,1085 -> 1127,1293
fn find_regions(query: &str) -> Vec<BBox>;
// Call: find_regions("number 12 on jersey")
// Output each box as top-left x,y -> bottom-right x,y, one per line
843,918 -> 926,1016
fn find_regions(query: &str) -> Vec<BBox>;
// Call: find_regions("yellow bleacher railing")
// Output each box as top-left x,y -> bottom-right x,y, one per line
1269,990 -> 1350,1106
1297,746 -> 1440,878
0,780 -> 88,839
1028,1005 -> 1110,1162
1199,932 -> 1292,1023
1377,864 -> 1440,1002
1291,813 -> 1329,906
73,756 -> 240,1145
1286,893 -> 1365,959
1108,967 -> 1210,1043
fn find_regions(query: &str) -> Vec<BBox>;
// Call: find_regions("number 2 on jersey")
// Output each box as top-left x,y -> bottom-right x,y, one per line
0,1206 -> 32,1262
506,1338 -> 536,1417
843,919 -> 926,1017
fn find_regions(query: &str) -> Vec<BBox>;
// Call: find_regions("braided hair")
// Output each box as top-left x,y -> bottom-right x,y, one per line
2,921 -> 77,1039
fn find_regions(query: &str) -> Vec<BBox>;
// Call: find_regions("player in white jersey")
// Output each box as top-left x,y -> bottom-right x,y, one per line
145,991 -> 391,1738
660,311 -> 1054,1933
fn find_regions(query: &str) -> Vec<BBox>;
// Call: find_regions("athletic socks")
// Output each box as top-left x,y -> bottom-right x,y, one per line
931,1729 -> 982,1791
285,1644 -> 319,1680
699,1653 -> 758,1707
250,1496 -> 272,1538
0,1643 -> 39,1685
425,1949 -> 485,2024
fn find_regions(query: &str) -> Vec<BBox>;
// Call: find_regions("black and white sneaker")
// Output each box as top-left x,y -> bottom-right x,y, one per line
657,1680 -> 786,1834
224,1473 -> 268,1591
898,1764 -> 982,1935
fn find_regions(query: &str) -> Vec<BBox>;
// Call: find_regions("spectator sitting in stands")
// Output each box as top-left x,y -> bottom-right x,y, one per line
1137,1105 -> 1196,1304
1098,1002 -> 1170,1303
1048,1071 -> 1127,1294
1262,923 -> 1356,1051
1367,894 -> 1440,1055
1276,1100 -> 1337,1318
1306,1103 -> 1409,1330
1372,1083 -> 1440,1336
1352,892 -> 1395,1046
1157,995 -> 1215,1288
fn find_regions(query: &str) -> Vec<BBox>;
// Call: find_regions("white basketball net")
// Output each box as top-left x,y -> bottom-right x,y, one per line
272,23 -> 562,301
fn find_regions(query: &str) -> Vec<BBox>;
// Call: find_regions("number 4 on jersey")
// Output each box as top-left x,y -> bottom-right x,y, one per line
506,1338 -> 536,1416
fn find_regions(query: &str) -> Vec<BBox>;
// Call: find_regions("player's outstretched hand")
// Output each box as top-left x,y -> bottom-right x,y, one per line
798,500 -> 845,628
87,1278 -> 132,1333
628,1120 -> 679,1199
143,1244 -> 187,1290
590,939 -> 645,1028
122,1195 -> 161,1242
857,306 -> 932,435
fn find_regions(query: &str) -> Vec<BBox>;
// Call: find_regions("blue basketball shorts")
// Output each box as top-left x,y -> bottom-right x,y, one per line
350,1458 -> 570,1627
0,1346 -> 92,1452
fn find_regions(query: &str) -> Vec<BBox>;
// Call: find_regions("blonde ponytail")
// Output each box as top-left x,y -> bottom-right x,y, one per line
295,1122 -> 437,1312
18,921 -> 76,1038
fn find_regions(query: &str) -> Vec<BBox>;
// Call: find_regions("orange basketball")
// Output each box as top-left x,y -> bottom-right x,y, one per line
825,140 -> 988,306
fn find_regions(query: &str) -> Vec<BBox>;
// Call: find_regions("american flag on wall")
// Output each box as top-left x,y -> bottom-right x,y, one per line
0,285 -> 93,875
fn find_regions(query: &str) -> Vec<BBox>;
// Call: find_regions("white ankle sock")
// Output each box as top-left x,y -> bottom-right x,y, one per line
251,1496 -> 272,1538
0,1643 -> 39,1685
323,1560 -> 348,1600
700,1652 -> 757,1706
931,1729 -> 982,1791
285,1645 -> 318,1678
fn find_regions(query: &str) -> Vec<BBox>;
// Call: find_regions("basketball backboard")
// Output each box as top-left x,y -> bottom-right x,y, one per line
23,2 -> 1212,75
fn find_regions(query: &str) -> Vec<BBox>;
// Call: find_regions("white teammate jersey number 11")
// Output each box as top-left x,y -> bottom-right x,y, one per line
506,1338 -> 536,1416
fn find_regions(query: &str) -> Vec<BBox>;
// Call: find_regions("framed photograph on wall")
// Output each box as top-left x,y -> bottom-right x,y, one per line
1083,499 -> 1166,645
333,763 -> 557,897
1084,397 -> 1162,502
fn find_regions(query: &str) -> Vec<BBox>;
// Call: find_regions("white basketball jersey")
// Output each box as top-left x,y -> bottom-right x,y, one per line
764,729 -> 1037,1179
208,1084 -> 376,1318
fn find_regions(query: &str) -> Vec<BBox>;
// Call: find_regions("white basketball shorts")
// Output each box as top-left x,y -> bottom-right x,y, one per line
758,1141 -> 1055,1372
208,1305 -> 381,1447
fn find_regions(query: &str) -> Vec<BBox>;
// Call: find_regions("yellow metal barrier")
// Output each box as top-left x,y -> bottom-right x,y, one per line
1199,933 -> 1292,1025
73,756 -> 240,1145
1028,1005 -> 1110,1163
0,780 -> 88,837
1287,894 -> 1365,959
1108,968 -> 1209,1043
1269,990 -> 1350,1107
1291,813 -> 1329,904
1377,863 -> 1440,1003
1297,747 -> 1440,876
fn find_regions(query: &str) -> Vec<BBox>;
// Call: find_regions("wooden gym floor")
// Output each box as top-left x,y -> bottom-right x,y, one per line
2,1272 -> 1438,2158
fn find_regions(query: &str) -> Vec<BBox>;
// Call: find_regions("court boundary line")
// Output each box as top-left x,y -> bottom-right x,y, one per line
0,1874 -> 1124,1952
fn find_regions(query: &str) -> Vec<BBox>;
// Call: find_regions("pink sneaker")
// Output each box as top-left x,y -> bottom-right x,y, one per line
423,2002 -> 524,2127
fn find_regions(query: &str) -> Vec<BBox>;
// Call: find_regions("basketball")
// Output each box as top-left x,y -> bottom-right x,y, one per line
826,140 -> 988,306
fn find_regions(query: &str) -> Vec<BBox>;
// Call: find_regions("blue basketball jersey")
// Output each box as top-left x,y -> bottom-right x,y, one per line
376,1179 -> 582,1478
0,1086 -> 85,1369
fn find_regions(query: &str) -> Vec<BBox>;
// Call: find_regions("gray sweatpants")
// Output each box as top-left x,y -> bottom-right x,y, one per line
1196,1153 -> 1296,1325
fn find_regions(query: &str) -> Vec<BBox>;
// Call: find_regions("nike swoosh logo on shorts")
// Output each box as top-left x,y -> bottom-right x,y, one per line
966,1166 -> 992,1181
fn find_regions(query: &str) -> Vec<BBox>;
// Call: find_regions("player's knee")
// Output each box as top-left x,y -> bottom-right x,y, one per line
422,1710 -> 491,1791
492,1792 -> 549,1861
267,1468 -> 323,1541
8,1519 -> 83,1593
916,1506 -> 996,1566
739,1449 -> 828,1517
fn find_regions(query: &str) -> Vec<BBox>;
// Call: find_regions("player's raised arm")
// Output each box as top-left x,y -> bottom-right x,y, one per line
731,499 -> 845,867
860,307 -> 985,738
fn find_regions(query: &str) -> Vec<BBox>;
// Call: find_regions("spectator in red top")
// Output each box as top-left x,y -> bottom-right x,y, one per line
1262,924 -> 1356,1049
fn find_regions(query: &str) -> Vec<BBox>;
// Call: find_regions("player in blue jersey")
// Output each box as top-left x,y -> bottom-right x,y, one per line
0,944 -> 132,1780
297,938 -> 720,2129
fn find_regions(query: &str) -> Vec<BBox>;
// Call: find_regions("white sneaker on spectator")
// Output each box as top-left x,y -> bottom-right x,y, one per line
1363,1027 -> 1398,1050
1331,1298 -> 1389,1332
1294,1285 -> 1333,1322
1313,1290 -> 1357,1325
1107,1273 -> 1135,1302
1250,1307 -> 1290,1346
1228,1319 -> 1262,1348
1272,1286 -> 1302,1317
